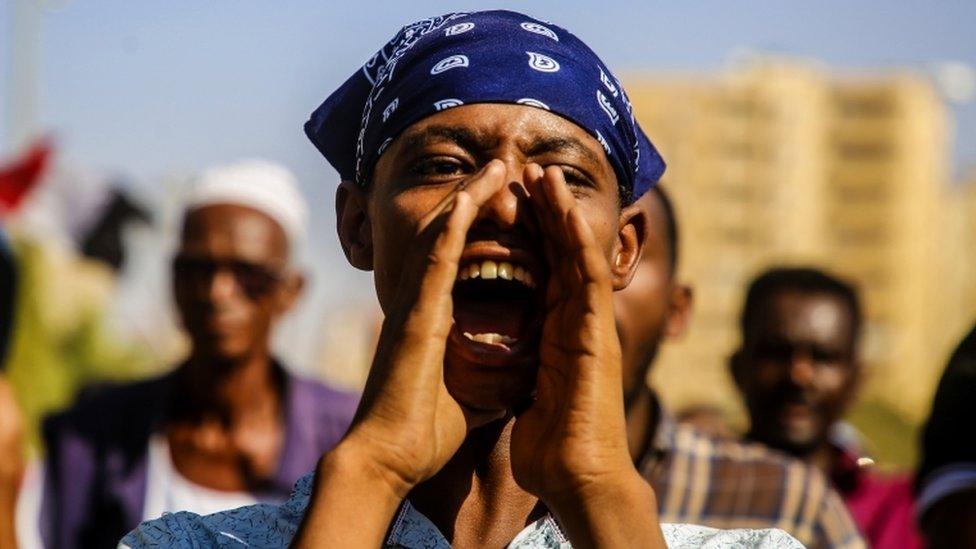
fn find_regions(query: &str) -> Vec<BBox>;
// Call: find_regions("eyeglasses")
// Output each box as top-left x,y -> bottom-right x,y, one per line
173,254 -> 283,299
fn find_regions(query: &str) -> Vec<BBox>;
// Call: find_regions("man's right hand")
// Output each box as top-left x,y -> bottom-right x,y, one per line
292,161 -> 508,547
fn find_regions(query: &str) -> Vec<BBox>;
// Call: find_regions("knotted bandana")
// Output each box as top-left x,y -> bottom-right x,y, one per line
305,10 -> 665,202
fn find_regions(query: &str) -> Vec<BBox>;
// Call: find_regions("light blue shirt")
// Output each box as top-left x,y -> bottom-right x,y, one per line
120,473 -> 804,548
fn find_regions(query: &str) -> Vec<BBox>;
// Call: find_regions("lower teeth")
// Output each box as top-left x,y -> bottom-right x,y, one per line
463,332 -> 517,346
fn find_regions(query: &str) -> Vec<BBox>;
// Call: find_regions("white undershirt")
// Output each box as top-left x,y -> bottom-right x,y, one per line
15,459 -> 43,549
15,435 -> 264,548
142,433 -> 259,521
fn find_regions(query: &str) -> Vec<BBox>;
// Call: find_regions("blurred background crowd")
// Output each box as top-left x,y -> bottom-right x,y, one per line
0,1 -> 975,547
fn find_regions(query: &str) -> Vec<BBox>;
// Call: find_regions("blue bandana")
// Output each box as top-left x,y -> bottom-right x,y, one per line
305,10 -> 665,202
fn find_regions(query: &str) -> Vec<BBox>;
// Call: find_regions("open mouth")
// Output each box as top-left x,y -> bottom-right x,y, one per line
450,253 -> 545,361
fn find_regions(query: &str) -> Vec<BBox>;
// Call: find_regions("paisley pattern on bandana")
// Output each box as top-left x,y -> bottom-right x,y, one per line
304,10 -> 665,202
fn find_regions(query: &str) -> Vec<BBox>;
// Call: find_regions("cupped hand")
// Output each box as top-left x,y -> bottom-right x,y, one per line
510,164 -> 636,504
338,160 -> 510,498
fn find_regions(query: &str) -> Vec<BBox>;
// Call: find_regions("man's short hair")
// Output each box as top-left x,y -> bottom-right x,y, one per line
740,267 -> 862,341
649,185 -> 678,275
916,322 -> 976,517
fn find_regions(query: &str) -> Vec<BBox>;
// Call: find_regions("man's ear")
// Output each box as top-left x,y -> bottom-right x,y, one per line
336,181 -> 373,271
730,350 -> 747,392
272,271 -> 305,316
611,202 -> 648,290
664,283 -> 694,339
840,359 -> 864,414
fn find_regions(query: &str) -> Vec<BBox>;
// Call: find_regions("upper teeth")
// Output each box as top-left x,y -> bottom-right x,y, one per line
458,260 -> 535,287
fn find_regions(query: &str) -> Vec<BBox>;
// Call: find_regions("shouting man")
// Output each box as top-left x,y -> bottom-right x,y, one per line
124,11 -> 812,547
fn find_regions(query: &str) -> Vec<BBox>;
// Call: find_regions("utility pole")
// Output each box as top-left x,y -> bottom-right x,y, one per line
7,0 -> 43,152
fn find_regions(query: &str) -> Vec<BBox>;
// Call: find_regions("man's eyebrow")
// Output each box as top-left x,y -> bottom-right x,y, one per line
523,136 -> 602,167
398,125 -> 499,153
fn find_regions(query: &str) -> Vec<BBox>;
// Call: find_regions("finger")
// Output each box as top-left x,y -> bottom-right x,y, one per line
523,164 -> 565,261
423,159 -> 508,225
363,191 -> 481,415
378,161 -> 509,393
566,206 -> 612,289
522,164 -> 563,299
409,190 -> 480,336
537,167 -> 595,292
540,167 -> 579,247
524,165 -> 566,246
403,159 -> 508,313
523,164 -> 554,225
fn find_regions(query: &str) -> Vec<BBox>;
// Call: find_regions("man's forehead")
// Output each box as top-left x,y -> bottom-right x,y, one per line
181,204 -> 287,261
758,291 -> 853,339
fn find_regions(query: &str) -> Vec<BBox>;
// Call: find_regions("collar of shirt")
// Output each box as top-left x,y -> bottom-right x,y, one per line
829,421 -> 875,494
635,394 -> 678,475
387,500 -> 570,549
120,470 -> 805,548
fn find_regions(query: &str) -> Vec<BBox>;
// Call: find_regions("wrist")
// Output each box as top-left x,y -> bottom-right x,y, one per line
293,441 -> 408,547
319,439 -> 414,502
544,470 -> 662,548
544,468 -> 656,520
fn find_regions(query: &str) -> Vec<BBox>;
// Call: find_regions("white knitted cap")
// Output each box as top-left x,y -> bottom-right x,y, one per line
184,159 -> 308,248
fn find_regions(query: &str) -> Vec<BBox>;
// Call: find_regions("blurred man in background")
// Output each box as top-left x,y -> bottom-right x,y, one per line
731,267 -> 922,548
915,321 -> 976,548
674,404 -> 734,439
28,160 -> 358,548
0,226 -> 22,549
615,188 -> 863,547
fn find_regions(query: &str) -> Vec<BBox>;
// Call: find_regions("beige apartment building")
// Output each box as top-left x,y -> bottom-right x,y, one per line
947,173 -> 976,328
627,58 -> 971,464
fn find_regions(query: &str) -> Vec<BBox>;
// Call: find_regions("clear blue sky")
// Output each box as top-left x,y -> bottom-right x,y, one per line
2,1 -> 974,367
2,1 -> 975,185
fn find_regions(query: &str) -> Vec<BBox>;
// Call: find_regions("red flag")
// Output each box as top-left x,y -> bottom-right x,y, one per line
0,139 -> 52,213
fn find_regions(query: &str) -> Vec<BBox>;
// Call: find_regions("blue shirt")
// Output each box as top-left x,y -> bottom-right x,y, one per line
120,473 -> 803,548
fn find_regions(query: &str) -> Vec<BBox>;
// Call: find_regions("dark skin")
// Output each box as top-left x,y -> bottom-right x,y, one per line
295,103 -> 666,547
732,291 -> 861,473
0,204 -> 307,545
169,204 -> 304,491
921,490 -> 976,548
612,190 -> 693,461
0,377 -> 24,549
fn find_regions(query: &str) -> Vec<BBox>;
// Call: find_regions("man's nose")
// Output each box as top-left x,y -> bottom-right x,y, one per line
788,352 -> 817,388
473,161 -> 525,230
205,268 -> 238,302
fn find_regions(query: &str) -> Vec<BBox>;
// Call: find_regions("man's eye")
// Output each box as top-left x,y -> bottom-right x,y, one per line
756,342 -> 792,362
555,165 -> 595,189
410,158 -> 467,178
812,350 -> 844,364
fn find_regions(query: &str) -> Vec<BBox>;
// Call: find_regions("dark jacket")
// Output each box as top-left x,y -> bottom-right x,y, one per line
40,363 -> 358,548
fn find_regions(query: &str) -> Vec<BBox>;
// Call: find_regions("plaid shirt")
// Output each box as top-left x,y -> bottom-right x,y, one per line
641,410 -> 865,549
